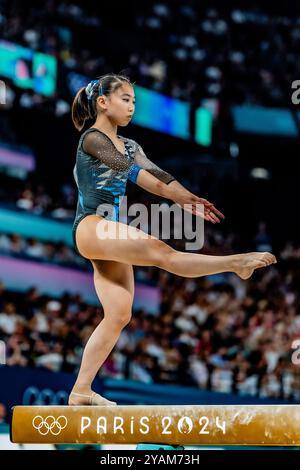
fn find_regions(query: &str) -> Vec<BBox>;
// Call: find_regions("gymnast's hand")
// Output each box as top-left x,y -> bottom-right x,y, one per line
171,188 -> 225,224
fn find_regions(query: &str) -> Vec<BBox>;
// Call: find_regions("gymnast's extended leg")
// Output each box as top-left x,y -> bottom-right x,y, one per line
75,215 -> 277,281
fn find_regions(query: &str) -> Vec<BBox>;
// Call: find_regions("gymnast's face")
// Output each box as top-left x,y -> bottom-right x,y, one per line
97,82 -> 135,127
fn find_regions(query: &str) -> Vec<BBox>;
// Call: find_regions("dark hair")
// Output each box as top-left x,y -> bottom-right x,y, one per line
71,73 -> 133,131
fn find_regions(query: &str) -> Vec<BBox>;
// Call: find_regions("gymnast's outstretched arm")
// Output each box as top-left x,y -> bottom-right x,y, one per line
133,142 -> 225,223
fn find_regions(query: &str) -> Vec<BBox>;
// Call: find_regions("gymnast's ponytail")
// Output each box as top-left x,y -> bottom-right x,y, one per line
72,86 -> 94,131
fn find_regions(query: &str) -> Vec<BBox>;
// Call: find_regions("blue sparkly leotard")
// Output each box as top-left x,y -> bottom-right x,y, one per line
72,127 -> 175,254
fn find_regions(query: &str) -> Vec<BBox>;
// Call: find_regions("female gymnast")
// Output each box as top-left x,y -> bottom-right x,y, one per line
68,73 -> 276,406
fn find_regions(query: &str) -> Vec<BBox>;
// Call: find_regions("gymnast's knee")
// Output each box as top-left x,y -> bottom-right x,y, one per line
104,306 -> 132,329
149,238 -> 176,268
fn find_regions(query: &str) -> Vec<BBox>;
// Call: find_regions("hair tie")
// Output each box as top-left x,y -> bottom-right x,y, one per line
85,79 -> 103,100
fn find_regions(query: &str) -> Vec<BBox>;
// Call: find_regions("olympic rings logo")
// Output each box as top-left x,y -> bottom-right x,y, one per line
32,415 -> 68,436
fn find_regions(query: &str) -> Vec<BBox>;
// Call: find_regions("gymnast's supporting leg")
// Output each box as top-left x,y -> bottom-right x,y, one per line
69,259 -> 134,406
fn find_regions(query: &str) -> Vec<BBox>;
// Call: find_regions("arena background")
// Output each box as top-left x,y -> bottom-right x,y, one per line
0,0 -> 300,450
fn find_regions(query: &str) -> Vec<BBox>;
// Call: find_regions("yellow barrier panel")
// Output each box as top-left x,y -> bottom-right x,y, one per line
10,405 -> 300,445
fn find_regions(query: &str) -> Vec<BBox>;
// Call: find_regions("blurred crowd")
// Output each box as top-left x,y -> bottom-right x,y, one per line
0,0 -> 299,115
129,2 -> 299,107
0,231 -> 88,269
1,237 -> 300,401
0,176 -> 76,220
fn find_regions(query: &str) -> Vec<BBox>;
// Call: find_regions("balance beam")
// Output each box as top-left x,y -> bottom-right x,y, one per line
10,405 -> 300,446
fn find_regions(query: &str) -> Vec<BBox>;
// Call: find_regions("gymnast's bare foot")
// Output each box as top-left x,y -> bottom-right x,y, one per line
68,391 -> 117,406
232,252 -> 277,280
